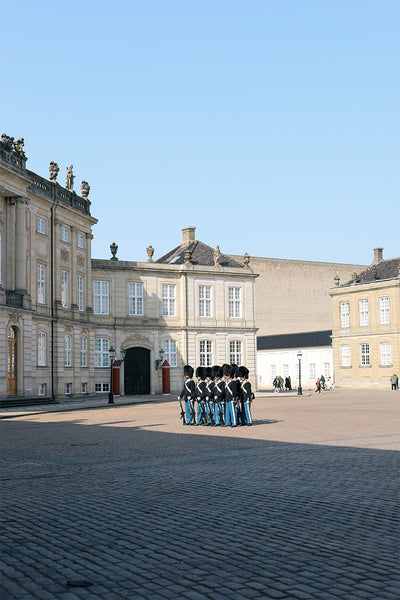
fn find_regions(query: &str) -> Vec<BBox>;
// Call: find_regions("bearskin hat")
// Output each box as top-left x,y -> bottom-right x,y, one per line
205,367 -> 213,379
238,366 -> 249,379
230,364 -> 238,378
222,364 -> 231,377
196,366 -> 206,380
212,365 -> 222,379
184,364 -> 194,378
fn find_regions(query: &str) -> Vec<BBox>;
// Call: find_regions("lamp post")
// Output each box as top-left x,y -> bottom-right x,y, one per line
108,345 -> 115,404
297,350 -> 303,396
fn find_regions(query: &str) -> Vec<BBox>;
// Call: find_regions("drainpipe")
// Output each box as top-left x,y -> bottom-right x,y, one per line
50,202 -> 55,400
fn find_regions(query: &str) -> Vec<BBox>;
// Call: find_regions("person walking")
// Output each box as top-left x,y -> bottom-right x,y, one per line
390,374 -> 397,391
315,378 -> 321,393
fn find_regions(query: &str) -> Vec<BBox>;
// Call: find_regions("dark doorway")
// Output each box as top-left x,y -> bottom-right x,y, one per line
124,347 -> 150,395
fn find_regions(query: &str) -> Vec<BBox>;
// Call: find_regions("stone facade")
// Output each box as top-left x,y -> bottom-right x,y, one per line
330,255 -> 400,389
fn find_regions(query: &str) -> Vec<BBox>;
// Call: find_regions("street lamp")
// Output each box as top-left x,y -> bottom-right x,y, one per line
297,350 -> 303,396
108,345 -> 115,404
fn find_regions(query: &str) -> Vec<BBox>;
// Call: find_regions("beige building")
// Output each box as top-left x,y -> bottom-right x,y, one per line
330,250 -> 400,389
0,136 -> 257,402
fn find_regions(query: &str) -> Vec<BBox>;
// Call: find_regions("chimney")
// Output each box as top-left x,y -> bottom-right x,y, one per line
373,247 -> 383,264
182,226 -> 196,247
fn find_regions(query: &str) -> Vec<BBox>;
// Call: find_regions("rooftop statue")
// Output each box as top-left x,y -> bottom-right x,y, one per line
66,165 -> 75,191
81,180 -> 90,198
13,138 -> 25,157
214,245 -> 221,266
1,134 -> 14,151
49,161 -> 60,182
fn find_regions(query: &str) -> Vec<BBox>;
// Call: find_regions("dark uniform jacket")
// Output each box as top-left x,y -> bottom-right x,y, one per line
214,378 -> 226,402
241,380 -> 252,402
179,378 -> 196,401
196,380 -> 207,401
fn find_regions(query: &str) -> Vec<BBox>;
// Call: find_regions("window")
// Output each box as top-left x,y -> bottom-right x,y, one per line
129,282 -> 144,315
163,339 -> 177,367
80,336 -> 87,367
340,302 -> 350,328
199,285 -> 212,317
379,296 -> 390,325
61,270 -> 69,308
380,342 -> 391,366
81,382 -> 88,394
309,363 -> 316,379
61,226 -> 69,242
341,345 -> 351,367
360,343 -> 370,366
271,364 -> 277,378
94,281 -> 109,315
95,338 -> 110,367
359,299 -> 369,327
37,217 -> 46,234
38,383 -> 47,396
38,332 -> 46,366
229,340 -> 242,365
162,284 -> 176,317
199,340 -> 213,367
228,287 -> 241,318
77,233 -> 84,248
65,383 -> 72,395
37,264 -> 46,304
65,335 -> 72,367
323,362 -> 331,377
95,383 -> 110,393
283,364 -> 289,377
77,275 -> 85,312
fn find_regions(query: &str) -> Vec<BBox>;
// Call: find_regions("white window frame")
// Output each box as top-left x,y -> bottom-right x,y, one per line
379,296 -> 390,325
163,339 -> 177,367
199,340 -> 213,367
37,217 -> 46,235
229,340 -> 242,365
38,332 -> 46,366
283,364 -> 289,377
95,338 -> 110,368
340,302 -> 350,328
80,336 -> 88,367
38,383 -> 47,396
37,263 -> 46,304
77,275 -> 85,312
95,383 -> 110,393
380,342 -> 391,366
341,345 -> 351,367
323,362 -> 331,378
162,284 -> 176,317
81,382 -> 88,394
271,364 -> 277,379
199,285 -> 212,317
360,343 -> 370,366
359,299 -> 369,327
129,282 -> 144,316
94,281 -> 110,315
228,286 -> 241,318
77,233 -> 84,248
61,226 -> 69,243
65,335 -> 72,367
65,383 -> 72,395
309,363 -> 316,379
61,270 -> 69,308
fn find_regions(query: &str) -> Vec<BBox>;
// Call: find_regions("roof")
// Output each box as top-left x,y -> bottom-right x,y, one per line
156,240 -> 244,268
344,258 -> 400,285
257,330 -> 332,351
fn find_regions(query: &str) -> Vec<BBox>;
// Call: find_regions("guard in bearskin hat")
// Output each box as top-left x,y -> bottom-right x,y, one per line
238,366 -> 253,425
212,365 -> 225,425
223,364 -> 238,427
195,366 -> 208,425
179,365 -> 196,424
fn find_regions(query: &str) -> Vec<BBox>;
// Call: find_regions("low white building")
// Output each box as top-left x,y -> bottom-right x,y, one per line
257,330 -> 332,390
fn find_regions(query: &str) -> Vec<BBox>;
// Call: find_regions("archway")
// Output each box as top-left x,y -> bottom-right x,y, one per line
124,347 -> 150,395
8,326 -> 18,395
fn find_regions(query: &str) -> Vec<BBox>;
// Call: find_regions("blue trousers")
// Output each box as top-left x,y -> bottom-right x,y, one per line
242,400 -> 252,424
185,400 -> 195,424
225,400 -> 237,426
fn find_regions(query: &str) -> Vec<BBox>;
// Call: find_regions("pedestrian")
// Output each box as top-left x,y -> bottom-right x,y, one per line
285,376 -> 291,391
390,374 -> 397,391
273,376 -> 279,393
326,377 -> 333,392
320,375 -> 326,390
179,364 -> 196,425
315,378 -> 321,393
279,375 -> 284,392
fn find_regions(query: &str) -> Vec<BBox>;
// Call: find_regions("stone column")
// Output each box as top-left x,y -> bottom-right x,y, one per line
15,196 -> 29,291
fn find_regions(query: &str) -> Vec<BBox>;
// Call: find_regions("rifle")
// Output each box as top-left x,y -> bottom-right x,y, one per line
188,398 -> 196,424
178,397 -> 186,425
206,398 -> 215,425
198,400 -> 208,425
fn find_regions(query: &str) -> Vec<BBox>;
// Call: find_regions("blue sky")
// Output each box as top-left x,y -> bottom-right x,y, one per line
2,0 -> 399,265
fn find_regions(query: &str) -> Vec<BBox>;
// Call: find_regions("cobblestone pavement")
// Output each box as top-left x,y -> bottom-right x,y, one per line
1,391 -> 399,599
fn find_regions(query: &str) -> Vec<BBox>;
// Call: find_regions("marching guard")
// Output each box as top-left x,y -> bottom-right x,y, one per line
212,365 -> 225,425
195,366 -> 208,425
238,366 -> 253,425
178,364 -> 196,424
